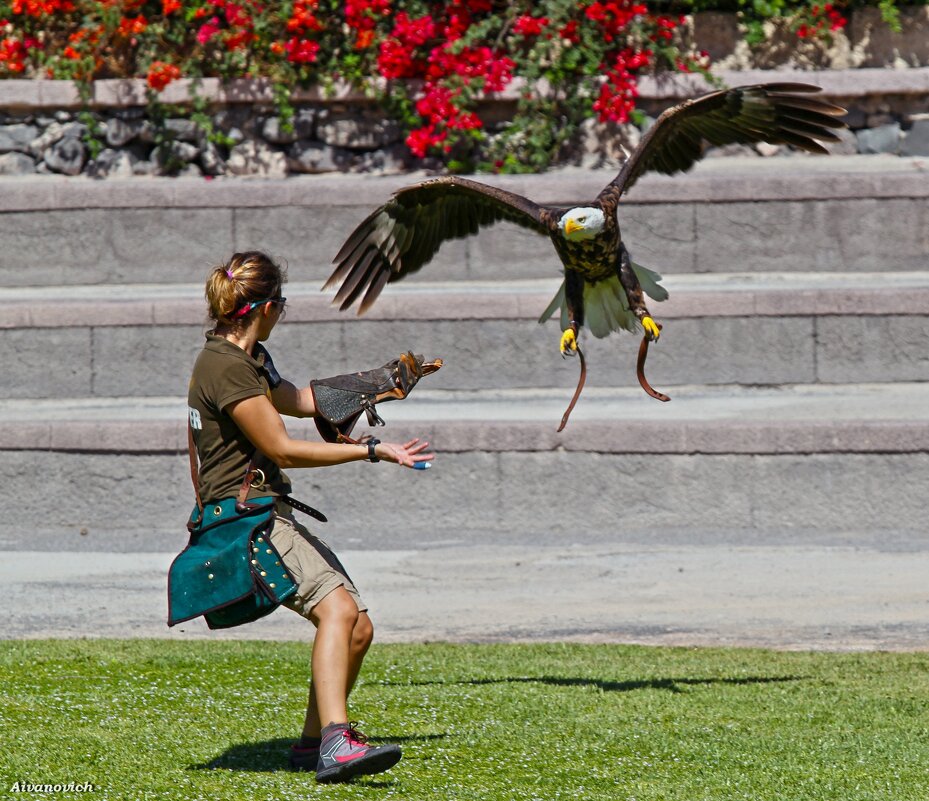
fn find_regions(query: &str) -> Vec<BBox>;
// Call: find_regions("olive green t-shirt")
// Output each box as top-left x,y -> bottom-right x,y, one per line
187,334 -> 292,503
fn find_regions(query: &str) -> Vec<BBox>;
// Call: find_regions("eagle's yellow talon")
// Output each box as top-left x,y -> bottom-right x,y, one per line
560,328 -> 577,355
642,316 -> 660,341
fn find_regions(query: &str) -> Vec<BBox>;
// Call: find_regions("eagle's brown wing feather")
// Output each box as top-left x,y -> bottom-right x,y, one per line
600,83 -> 846,201
326,175 -> 551,314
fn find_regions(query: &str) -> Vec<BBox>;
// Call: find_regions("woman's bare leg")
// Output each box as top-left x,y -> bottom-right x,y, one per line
301,588 -> 374,739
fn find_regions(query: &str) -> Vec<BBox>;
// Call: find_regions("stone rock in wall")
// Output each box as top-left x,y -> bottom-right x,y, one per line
286,140 -> 351,173
227,140 -> 288,178
133,159 -> 158,176
87,148 -> 137,179
153,140 -> 201,173
901,119 -> 929,157
856,123 -> 901,154
212,107 -> 260,139
262,111 -> 316,145
825,127 -> 860,155
0,151 -> 37,175
166,118 -> 203,143
262,115 -> 299,145
28,122 -> 64,156
43,136 -> 87,176
316,110 -> 401,150
356,143 -> 412,174
106,117 -> 144,147
0,124 -> 40,154
199,139 -> 227,176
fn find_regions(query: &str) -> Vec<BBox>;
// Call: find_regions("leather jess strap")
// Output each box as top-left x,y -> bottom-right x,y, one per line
187,422 -> 327,527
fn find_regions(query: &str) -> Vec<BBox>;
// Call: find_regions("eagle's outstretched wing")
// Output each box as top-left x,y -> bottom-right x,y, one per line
599,83 -> 847,200
326,175 -> 550,314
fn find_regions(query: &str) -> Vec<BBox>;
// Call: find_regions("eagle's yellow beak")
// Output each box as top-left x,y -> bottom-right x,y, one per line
564,218 -> 583,236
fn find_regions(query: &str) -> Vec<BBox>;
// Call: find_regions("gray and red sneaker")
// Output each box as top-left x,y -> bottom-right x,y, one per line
315,721 -> 402,783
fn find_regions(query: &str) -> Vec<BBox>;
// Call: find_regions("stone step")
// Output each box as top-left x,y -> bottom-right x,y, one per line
2,382 -> 927,550
3,272 -> 928,399
0,155 -> 926,287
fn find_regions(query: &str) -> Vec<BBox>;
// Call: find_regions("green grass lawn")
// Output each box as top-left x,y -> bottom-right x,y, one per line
2,640 -> 929,800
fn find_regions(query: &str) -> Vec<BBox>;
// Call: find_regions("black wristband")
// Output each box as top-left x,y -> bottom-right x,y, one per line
367,438 -> 381,463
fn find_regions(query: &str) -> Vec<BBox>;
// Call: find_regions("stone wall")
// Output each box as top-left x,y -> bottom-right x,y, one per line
1,65 -> 928,178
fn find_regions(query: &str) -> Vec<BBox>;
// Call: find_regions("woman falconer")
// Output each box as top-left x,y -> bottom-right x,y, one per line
186,250 -> 435,783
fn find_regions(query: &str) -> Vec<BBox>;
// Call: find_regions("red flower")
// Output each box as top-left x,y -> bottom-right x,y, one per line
285,36 -> 319,63
593,50 -> 646,123
560,20 -> 580,43
147,60 -> 182,91
196,16 -> 221,44
11,0 -> 75,17
585,0 -> 648,41
346,0 -> 391,32
378,38 -> 421,79
0,37 -> 27,74
513,14 -> 549,37
406,124 -> 446,158
117,15 -> 148,37
162,0 -> 181,15
391,11 -> 434,46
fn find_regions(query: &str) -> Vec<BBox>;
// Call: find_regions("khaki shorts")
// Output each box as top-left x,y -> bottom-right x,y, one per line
268,501 -> 366,618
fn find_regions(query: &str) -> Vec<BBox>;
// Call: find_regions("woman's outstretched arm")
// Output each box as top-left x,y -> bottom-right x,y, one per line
229,393 -> 434,469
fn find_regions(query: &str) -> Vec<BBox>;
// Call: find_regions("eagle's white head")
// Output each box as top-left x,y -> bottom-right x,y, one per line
559,207 -> 606,242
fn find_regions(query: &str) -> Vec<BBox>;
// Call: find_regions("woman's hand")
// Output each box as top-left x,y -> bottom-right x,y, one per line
375,438 -> 435,469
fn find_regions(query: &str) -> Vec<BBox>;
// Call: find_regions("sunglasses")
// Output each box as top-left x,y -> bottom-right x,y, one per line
232,297 -> 287,319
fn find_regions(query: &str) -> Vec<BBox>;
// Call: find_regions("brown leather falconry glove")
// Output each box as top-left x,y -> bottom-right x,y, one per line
310,351 -> 443,443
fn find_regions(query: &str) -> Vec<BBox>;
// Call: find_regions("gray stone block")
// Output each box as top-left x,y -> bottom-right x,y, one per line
91,325 -> 203,397
43,136 -> 87,176
619,204 -> 697,273
0,152 -> 36,176
5,449 -> 926,547
227,140 -> 288,178
902,119 -> 929,157
316,111 -> 402,149
286,141 -> 351,174
696,198 -> 929,273
0,327 -> 91,399
108,209 -> 235,283
856,123 -> 901,155
465,220 -> 557,281
0,123 -> 39,153
0,208 -> 235,285
0,210 -> 112,285
816,316 -> 929,383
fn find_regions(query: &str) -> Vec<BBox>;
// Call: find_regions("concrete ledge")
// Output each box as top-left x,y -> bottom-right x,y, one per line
3,383 -> 929,455
3,276 -> 928,397
3,273 -> 928,329
1,68 -> 928,110
0,67 -> 929,110
0,156 -> 926,212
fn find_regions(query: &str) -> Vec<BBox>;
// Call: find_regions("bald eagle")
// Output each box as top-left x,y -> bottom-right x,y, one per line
325,83 -> 845,377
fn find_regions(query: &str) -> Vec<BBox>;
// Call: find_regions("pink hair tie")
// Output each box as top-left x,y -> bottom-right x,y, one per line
226,269 -> 235,279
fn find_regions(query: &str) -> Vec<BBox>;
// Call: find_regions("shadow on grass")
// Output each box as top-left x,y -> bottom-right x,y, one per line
189,733 -> 448,774
380,675 -> 807,694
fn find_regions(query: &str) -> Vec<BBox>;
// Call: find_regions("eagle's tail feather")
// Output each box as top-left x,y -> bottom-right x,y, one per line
584,276 -> 637,338
539,266 -> 668,339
